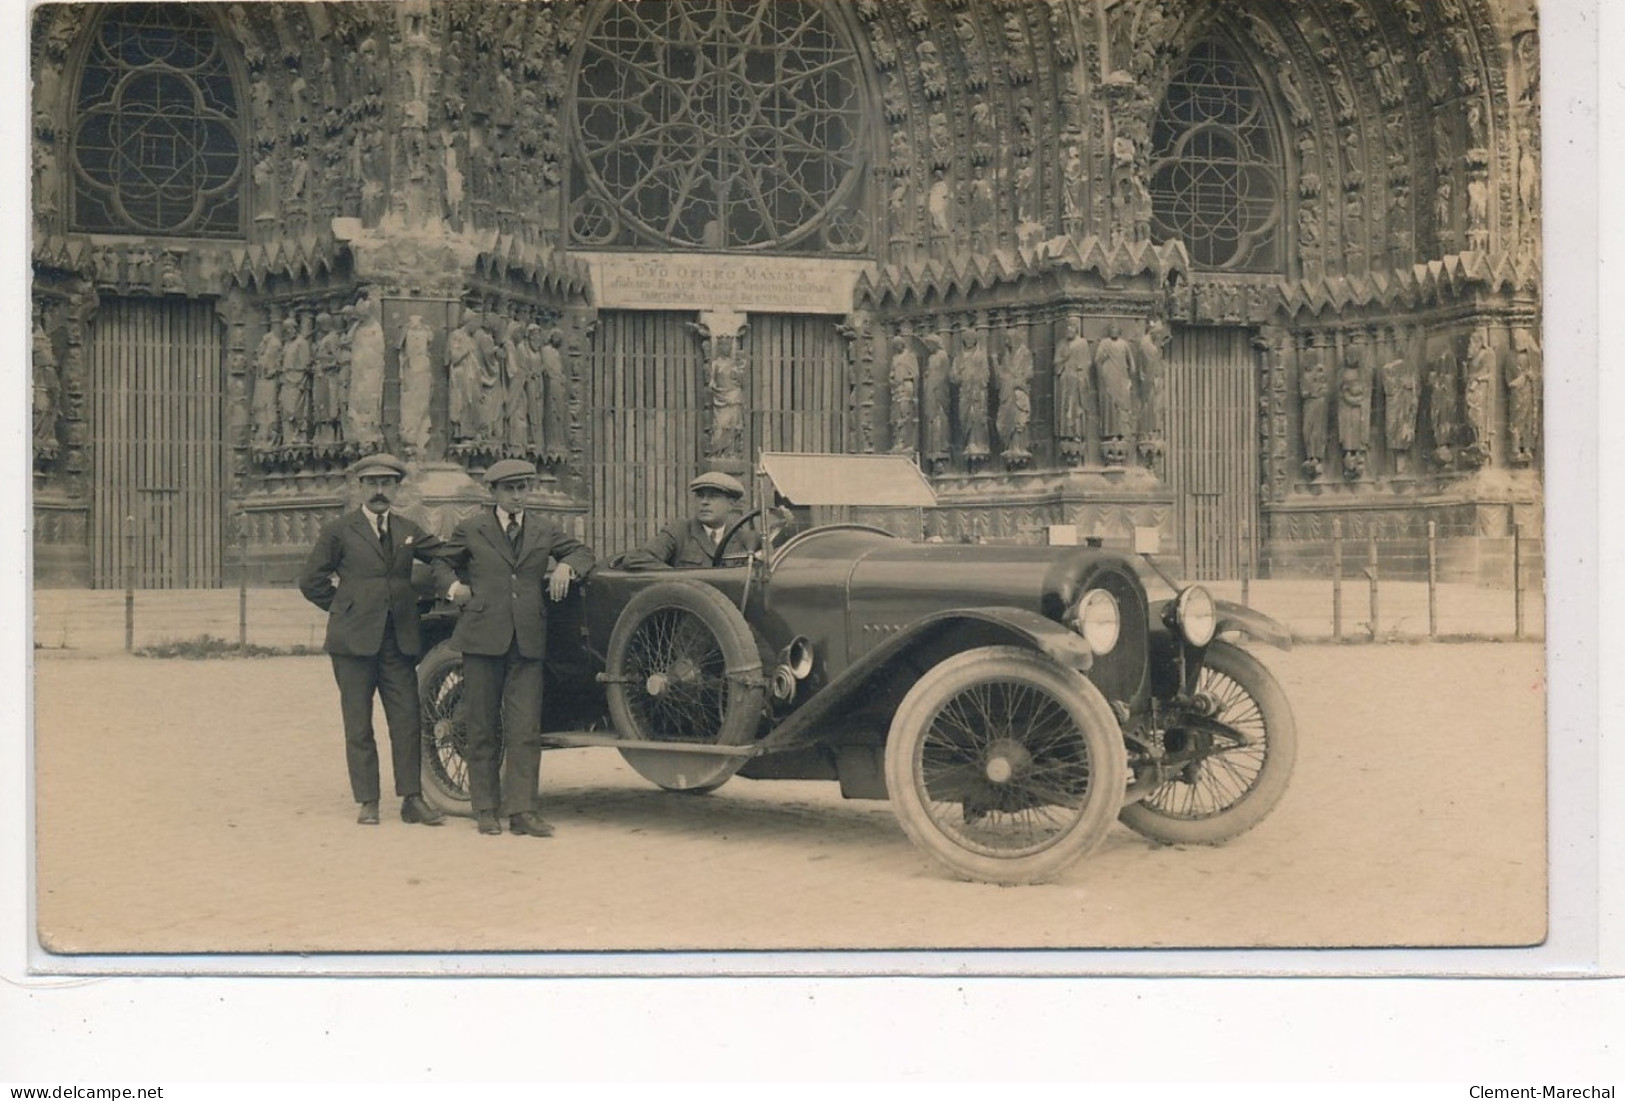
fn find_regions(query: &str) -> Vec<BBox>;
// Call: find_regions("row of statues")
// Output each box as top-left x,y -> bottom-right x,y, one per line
1298,326 -> 1541,481
250,300 -> 570,464
252,294 -> 387,454
446,307 -> 569,463
878,318 -> 1170,473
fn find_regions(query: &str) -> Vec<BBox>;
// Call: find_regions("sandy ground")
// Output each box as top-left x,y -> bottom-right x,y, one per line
31,641 -> 1545,956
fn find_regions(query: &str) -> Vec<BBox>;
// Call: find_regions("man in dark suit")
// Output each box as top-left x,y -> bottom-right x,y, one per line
439,458 -> 597,837
619,471 -> 758,569
298,453 -> 449,827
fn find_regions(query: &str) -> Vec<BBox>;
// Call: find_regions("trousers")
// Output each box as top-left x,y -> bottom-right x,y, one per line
328,620 -> 422,803
461,640 -> 546,816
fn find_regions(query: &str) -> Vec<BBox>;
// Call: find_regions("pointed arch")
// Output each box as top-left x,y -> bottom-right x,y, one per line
1148,36 -> 1285,273
70,2 -> 246,238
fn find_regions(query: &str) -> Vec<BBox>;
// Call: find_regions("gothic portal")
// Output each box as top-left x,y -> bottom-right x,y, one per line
30,0 -> 1543,587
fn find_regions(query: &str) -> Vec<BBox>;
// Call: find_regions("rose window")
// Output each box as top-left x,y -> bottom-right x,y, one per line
570,0 -> 869,253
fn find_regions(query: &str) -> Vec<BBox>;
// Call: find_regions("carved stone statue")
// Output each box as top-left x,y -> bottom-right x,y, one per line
1337,347 -> 1371,480
1463,328 -> 1495,466
921,332 -> 952,473
346,294 -> 386,447
1506,327 -> 1541,465
502,317 -> 529,449
1053,315 -> 1091,465
888,335 -> 919,455
251,315 -> 284,449
1466,176 -> 1490,251
507,322 -> 543,452
1135,319 -> 1170,464
477,311 -> 505,440
310,312 -> 343,444
278,315 -> 313,447
540,328 -> 570,465
1427,345 -> 1460,466
927,170 -> 952,238
33,308 -> 60,461
1299,347 -> 1330,480
1062,140 -> 1085,232
705,331 -> 747,460
1378,346 -> 1421,474
951,329 -> 991,469
996,330 -> 1033,469
447,308 -> 484,443
1094,322 -> 1136,466
398,313 -> 435,457
336,304 -> 357,435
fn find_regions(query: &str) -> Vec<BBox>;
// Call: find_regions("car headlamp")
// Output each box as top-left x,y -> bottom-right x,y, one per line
1173,585 -> 1217,647
1073,588 -> 1120,655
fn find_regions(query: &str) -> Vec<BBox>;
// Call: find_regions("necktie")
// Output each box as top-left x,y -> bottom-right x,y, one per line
377,516 -> 391,555
505,514 -> 521,551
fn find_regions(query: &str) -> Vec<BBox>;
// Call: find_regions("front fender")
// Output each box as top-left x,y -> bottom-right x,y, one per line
757,607 -> 1093,752
1214,600 -> 1293,650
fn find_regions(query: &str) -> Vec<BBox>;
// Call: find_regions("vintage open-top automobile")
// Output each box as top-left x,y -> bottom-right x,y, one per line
416,452 -> 1297,884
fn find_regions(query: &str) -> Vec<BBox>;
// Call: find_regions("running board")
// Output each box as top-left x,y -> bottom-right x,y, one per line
542,732 -> 764,757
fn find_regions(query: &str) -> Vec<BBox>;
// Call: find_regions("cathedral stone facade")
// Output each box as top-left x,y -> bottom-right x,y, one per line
30,0 -> 1542,588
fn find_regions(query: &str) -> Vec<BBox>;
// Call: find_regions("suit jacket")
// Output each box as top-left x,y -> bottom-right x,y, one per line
437,509 -> 596,659
619,517 -> 759,570
298,508 -> 448,657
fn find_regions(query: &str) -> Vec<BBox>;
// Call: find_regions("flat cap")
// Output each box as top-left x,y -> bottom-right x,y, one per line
483,457 -> 539,486
348,452 -> 407,479
689,471 -> 745,499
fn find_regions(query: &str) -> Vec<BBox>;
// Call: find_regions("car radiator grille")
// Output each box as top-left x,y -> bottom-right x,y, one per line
1081,563 -> 1149,709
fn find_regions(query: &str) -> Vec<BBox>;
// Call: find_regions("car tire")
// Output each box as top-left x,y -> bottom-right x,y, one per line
884,645 -> 1127,885
605,579 -> 765,793
418,639 -> 473,817
1118,640 -> 1297,845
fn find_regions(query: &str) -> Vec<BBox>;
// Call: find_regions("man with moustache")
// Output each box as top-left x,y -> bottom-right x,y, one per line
438,459 -> 596,837
298,454 -> 450,827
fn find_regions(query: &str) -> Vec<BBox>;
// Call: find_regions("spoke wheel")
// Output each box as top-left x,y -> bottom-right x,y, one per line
1119,640 -> 1296,844
606,581 -> 764,793
884,646 -> 1127,885
418,640 -> 472,816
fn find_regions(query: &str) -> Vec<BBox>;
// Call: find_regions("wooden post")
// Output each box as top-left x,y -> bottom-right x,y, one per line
1241,520 -> 1251,608
1331,518 -> 1343,640
237,512 -> 249,650
123,514 -> 136,653
1427,520 -> 1438,638
1513,523 -> 1525,640
1367,529 -> 1380,640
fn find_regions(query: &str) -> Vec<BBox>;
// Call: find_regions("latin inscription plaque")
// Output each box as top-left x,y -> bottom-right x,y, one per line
579,252 -> 871,315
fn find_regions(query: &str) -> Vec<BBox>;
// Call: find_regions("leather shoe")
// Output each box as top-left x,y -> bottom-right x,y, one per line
400,794 -> 444,826
356,801 -> 380,825
508,812 -> 555,838
476,810 -> 502,835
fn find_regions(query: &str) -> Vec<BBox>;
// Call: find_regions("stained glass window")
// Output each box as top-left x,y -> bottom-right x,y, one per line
570,0 -> 869,253
1149,39 -> 1283,272
72,3 -> 243,237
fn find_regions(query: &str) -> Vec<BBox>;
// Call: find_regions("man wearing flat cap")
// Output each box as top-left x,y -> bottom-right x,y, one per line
436,459 -> 597,837
298,454 -> 451,827
619,471 -> 759,570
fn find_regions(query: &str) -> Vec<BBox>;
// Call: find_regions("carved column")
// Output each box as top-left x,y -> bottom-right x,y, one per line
838,310 -> 878,455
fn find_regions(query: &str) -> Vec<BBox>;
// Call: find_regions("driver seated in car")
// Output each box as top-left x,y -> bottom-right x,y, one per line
618,471 -> 760,570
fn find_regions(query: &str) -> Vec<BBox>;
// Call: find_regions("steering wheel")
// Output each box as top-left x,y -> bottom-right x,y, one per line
710,507 -> 764,567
